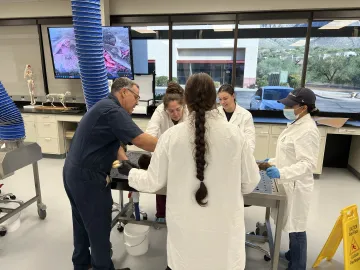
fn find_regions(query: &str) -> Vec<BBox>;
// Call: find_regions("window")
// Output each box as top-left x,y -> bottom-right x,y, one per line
306,20 -> 360,113
114,24 -> 170,100
236,22 -> 308,110
172,23 -> 236,92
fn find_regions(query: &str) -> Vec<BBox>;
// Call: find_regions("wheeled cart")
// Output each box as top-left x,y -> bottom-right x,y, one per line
0,141 -> 47,236
110,151 -> 286,270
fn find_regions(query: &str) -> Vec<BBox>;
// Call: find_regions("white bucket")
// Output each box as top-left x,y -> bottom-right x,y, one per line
0,202 -> 21,233
124,224 -> 150,256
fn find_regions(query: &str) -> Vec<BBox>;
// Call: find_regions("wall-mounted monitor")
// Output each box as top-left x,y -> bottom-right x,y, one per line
48,27 -> 134,80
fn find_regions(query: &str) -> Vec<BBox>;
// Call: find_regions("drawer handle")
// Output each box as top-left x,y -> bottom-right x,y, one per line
260,131 -> 269,134
44,123 -> 51,126
339,129 -> 356,133
45,138 -> 51,141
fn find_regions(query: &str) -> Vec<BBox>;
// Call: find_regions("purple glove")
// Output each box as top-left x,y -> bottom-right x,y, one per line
266,167 -> 280,179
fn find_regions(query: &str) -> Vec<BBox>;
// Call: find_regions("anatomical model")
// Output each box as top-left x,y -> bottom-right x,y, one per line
45,91 -> 72,108
24,64 -> 36,105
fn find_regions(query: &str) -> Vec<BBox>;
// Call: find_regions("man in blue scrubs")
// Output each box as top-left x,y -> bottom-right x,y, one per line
63,77 -> 157,270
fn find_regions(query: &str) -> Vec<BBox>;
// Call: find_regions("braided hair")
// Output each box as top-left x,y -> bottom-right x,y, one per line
185,73 -> 217,206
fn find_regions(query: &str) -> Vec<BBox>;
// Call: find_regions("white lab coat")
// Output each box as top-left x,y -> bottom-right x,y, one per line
129,110 -> 260,270
269,114 -> 320,233
146,103 -> 189,138
219,104 -> 256,153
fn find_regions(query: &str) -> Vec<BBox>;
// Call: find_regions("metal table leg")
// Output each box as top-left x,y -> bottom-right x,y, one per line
119,190 -> 124,209
272,199 -> 286,270
33,162 -> 47,219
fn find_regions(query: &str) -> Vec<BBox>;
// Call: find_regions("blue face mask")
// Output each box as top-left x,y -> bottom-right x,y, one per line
283,108 -> 299,120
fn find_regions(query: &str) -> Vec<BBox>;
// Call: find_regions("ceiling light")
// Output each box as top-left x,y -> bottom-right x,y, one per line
319,20 -> 358,30
132,27 -> 156,34
213,25 -> 234,32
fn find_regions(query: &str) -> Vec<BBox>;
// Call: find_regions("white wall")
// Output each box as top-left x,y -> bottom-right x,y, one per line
0,25 -> 45,96
1,0 -> 359,19
0,0 -> 72,19
110,0 -> 360,15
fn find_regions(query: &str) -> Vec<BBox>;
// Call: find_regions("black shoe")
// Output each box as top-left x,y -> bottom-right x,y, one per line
116,268 -> 130,270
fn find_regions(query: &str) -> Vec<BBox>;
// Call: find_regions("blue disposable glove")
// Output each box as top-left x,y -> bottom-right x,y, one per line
264,158 -> 269,162
266,167 -> 280,179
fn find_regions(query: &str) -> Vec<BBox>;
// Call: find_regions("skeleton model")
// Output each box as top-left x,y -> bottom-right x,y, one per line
24,64 -> 36,105
45,91 -> 72,108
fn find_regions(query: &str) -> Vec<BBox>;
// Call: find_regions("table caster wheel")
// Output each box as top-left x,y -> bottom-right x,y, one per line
117,225 -> 124,233
10,195 -> 16,200
264,255 -> 271,262
38,208 -> 47,220
0,228 -> 7,237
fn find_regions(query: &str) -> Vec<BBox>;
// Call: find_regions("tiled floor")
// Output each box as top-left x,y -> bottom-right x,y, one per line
0,158 -> 359,269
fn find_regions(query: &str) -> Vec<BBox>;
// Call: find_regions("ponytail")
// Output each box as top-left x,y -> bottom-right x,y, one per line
194,95 -> 208,206
307,104 -> 319,116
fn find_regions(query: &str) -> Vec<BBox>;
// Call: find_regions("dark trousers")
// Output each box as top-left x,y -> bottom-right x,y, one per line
156,195 -> 167,218
64,162 -> 114,270
285,232 -> 307,270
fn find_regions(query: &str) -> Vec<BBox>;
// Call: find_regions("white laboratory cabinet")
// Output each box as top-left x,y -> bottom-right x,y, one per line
21,113 -> 359,176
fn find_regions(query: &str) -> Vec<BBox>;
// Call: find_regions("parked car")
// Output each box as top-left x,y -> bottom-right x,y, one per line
250,86 -> 293,110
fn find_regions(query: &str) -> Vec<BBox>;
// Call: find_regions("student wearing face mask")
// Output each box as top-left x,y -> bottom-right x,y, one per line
218,84 -> 255,153
265,88 -> 320,270
145,82 -> 189,223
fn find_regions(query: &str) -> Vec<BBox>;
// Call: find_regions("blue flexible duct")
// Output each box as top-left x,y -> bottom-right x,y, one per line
71,0 -> 109,110
0,81 -> 25,141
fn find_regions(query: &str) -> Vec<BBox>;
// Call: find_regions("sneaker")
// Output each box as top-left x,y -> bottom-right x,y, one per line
156,217 -> 166,223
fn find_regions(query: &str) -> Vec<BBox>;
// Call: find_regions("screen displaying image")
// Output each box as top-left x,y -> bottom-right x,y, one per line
48,27 -> 134,79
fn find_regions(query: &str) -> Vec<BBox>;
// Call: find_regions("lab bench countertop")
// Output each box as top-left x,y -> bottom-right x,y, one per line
19,108 -> 86,116
18,108 -> 360,127
253,117 -> 360,127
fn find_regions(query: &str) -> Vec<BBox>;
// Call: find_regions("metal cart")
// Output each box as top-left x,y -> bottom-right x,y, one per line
110,151 -> 286,270
0,141 -> 47,236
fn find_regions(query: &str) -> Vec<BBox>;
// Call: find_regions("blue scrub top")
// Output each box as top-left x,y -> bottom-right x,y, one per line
66,94 -> 143,173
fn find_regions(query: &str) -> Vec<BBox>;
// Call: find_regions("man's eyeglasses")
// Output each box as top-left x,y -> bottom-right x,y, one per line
126,87 -> 140,100
166,106 -> 184,114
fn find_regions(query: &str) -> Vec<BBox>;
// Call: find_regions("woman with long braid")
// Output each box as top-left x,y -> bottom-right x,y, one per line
123,73 -> 260,270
